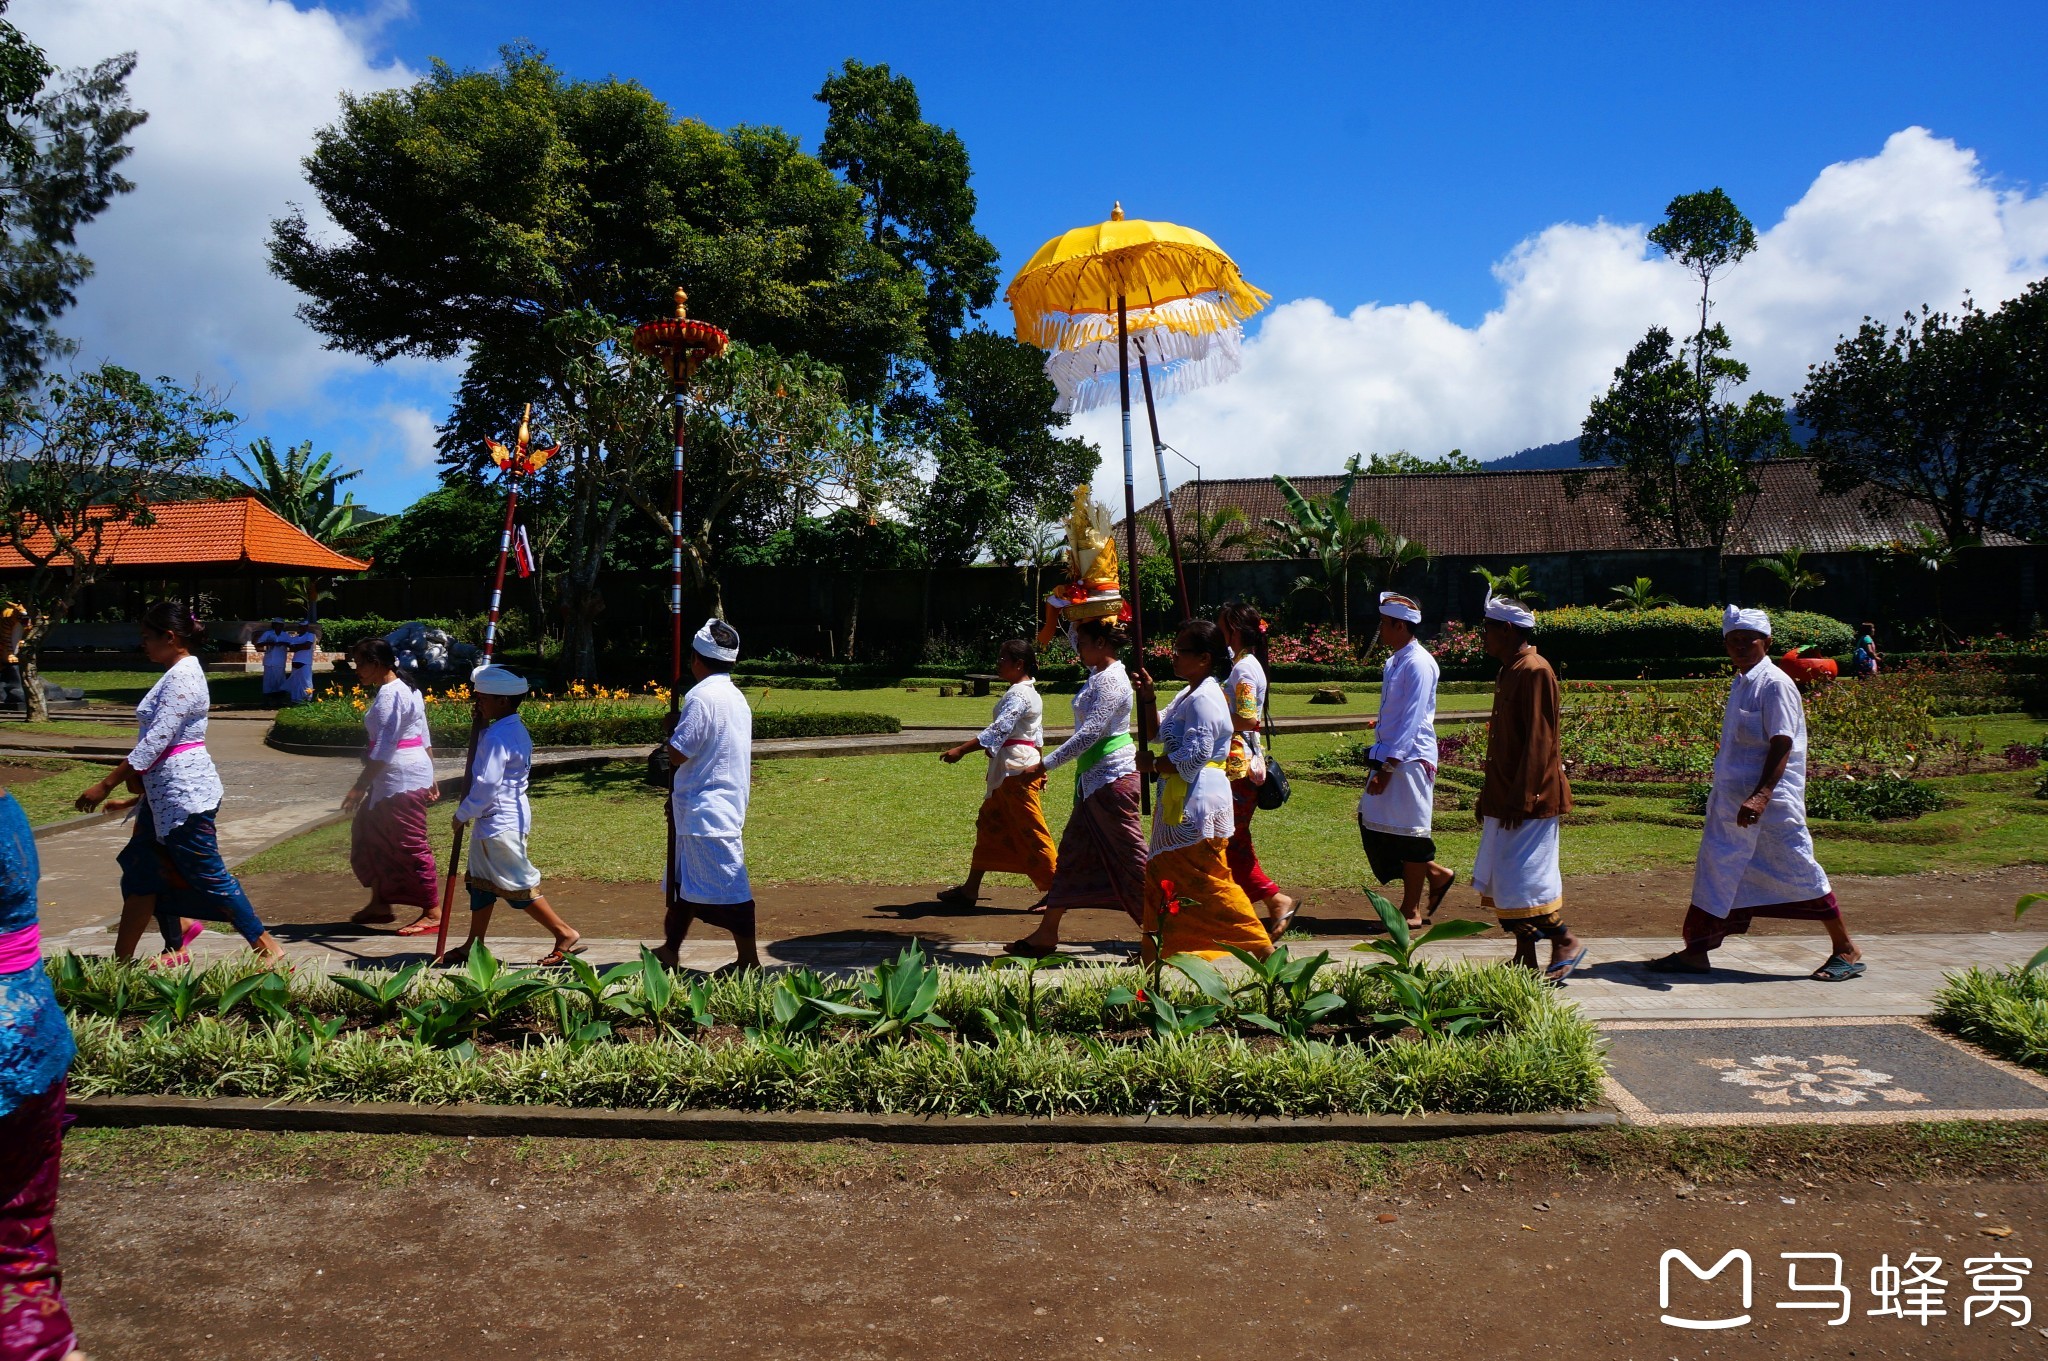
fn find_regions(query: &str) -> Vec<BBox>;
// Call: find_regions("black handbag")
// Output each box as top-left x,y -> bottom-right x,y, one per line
1254,686 -> 1291,809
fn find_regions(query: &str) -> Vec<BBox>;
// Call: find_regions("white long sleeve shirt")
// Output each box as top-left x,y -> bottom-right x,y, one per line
1149,675 -> 1235,855
455,714 -> 532,841
362,677 -> 436,804
977,678 -> 1044,791
1042,661 -> 1136,800
669,673 -> 752,838
129,655 -> 222,840
1371,639 -> 1440,767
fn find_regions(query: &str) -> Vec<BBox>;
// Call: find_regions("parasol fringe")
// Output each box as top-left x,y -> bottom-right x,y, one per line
1047,327 -> 1245,415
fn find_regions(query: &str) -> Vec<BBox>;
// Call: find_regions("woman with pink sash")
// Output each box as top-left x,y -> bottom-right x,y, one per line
342,639 -> 442,934
74,601 -> 284,965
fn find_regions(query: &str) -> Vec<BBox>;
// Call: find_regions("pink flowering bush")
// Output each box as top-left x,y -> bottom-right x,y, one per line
1427,620 -> 1487,668
1265,625 -> 1371,668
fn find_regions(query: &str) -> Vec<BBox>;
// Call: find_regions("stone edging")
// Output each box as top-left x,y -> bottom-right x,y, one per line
68,1095 -> 1621,1144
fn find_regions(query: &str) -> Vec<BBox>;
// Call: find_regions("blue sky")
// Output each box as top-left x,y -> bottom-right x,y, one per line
23,0 -> 2048,511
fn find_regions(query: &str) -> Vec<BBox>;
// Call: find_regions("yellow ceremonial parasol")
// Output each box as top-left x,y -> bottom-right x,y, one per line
1005,205 -> 1268,634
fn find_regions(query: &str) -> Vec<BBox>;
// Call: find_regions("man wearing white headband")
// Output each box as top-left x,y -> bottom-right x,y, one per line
447,664 -> 584,965
1472,596 -> 1585,980
1649,607 -> 1863,981
653,617 -> 759,971
1359,593 -> 1456,926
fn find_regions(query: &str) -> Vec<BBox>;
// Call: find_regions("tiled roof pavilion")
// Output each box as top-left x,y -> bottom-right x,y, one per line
0,497 -> 368,575
1125,459 -> 2019,558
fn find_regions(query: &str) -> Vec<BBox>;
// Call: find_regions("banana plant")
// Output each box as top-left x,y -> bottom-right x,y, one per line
808,941 -> 951,1041
329,961 -> 427,1020
982,953 -> 1057,1038
1369,969 -> 1488,1041
1219,946 -> 1346,1041
609,948 -> 712,1033
399,995 -> 483,1059
759,968 -> 853,1041
1106,963 -> 1227,1040
548,990 -> 614,1050
441,942 -> 556,1028
1351,888 -> 1492,977
553,953 -> 647,1025
219,970 -> 294,1025
1352,889 -> 1495,1041
287,1013 -> 348,1070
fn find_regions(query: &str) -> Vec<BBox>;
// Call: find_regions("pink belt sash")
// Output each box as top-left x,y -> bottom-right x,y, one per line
396,736 -> 426,750
143,740 -> 204,772
0,922 -> 39,973
1001,740 -> 1042,749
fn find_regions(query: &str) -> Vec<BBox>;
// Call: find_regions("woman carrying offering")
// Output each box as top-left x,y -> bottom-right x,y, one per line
1216,602 -> 1295,934
1359,592 -> 1457,928
1136,621 -> 1274,962
939,639 -> 1056,907
342,639 -> 442,934
0,788 -> 86,1361
1006,617 -> 1146,957
74,602 -> 285,967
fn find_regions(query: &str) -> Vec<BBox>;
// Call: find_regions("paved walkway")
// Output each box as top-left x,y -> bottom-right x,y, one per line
47,921 -> 2044,1023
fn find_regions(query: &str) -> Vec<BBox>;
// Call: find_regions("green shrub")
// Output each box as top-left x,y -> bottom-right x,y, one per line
1933,966 -> 2048,1071
272,698 -> 899,749
315,616 -> 463,651
1676,773 -> 1945,821
1529,606 -> 1852,663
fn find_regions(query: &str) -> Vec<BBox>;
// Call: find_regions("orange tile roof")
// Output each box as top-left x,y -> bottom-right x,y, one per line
0,497 -> 368,574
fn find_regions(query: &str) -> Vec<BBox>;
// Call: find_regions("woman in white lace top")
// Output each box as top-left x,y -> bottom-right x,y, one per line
74,601 -> 284,965
1005,617 -> 1147,958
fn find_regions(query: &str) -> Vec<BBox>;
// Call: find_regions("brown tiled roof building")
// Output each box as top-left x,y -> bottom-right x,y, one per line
1124,459 -> 2019,557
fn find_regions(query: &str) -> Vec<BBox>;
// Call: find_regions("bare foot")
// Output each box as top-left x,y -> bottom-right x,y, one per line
349,900 -> 397,925
935,885 -> 977,907
649,945 -> 680,970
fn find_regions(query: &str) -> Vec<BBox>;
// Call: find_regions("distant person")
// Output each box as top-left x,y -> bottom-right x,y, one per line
938,638 -> 1056,908
254,617 -> 291,706
74,601 -> 286,966
1649,607 -> 1863,981
446,664 -> 582,966
1006,616 -> 1146,958
652,619 -> 760,973
1473,595 -> 1584,982
1,601 -> 28,718
1216,601 -> 1295,934
341,639 -> 442,935
1852,621 -> 1881,678
284,619 -> 318,705
1133,619 -> 1273,962
1359,592 -> 1457,929
0,786 -> 85,1361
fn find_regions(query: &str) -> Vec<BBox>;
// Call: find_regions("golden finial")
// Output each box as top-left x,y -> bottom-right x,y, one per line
1110,202 -> 1123,221
674,287 -> 689,320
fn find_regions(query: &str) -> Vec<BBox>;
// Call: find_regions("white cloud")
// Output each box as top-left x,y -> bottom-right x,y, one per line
16,0 -> 444,447
1069,127 -> 2048,480
378,403 -> 441,471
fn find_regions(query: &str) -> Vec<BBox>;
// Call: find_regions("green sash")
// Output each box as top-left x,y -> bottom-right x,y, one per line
1074,731 -> 1133,778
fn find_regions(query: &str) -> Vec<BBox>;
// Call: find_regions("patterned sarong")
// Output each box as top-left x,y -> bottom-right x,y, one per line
1144,839 -> 1274,961
350,787 -> 439,910
970,771 -> 1058,891
1682,894 -> 1841,953
0,1080 -> 75,1361
1043,773 -> 1146,922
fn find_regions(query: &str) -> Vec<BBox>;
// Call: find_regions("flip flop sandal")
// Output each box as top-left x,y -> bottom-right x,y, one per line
148,949 -> 191,971
394,917 -> 443,937
180,919 -> 205,949
1267,906 -> 1298,939
1544,946 -> 1590,984
535,943 -> 586,968
1811,954 -> 1866,982
1644,953 -> 1712,974
1425,871 -> 1458,922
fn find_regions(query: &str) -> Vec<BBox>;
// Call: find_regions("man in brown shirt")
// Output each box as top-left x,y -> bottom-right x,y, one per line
1473,595 -> 1584,981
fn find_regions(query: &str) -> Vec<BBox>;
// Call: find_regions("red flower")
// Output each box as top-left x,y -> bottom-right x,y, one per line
1168,901 -> 1180,914
1134,988 -> 1148,1003
1158,878 -> 1176,898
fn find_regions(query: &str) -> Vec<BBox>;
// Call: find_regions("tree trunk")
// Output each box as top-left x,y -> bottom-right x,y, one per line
22,657 -> 46,723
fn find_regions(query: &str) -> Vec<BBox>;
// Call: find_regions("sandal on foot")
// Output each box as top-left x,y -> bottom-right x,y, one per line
1644,952 -> 1711,975
1267,905 -> 1298,939
395,917 -> 443,937
935,886 -> 977,907
1811,953 -> 1866,982
1544,946 -> 1590,984
148,949 -> 191,971
535,942 -> 586,968
1425,871 -> 1458,922
349,906 -> 398,926
1004,939 -> 1058,959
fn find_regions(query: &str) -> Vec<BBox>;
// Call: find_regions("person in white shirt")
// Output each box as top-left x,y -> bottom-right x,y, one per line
74,600 -> 285,965
284,620 -> 318,705
447,665 -> 581,965
341,638 -> 442,933
1649,606 -> 1864,982
1132,619 -> 1274,961
938,639 -> 1057,907
653,618 -> 759,972
1359,592 -> 1457,929
1216,601 -> 1295,933
255,617 -> 290,706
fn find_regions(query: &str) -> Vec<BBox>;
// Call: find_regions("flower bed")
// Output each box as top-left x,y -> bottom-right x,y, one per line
50,944 -> 1604,1117
272,684 -> 900,749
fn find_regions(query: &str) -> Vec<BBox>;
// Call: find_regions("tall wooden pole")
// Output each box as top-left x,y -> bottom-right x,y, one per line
480,471 -> 520,663
665,359 -> 688,935
1118,292 -> 1151,814
1136,349 -> 1191,620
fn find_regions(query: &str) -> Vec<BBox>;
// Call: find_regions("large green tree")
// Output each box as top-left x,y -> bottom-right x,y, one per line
228,437 -> 362,542
1573,190 -> 1792,551
0,3 -> 146,387
1799,285 -> 2048,545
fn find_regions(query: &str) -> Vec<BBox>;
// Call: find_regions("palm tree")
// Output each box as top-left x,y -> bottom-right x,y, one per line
1145,505 -> 1261,607
230,438 -> 363,543
1750,547 -> 1826,607
1607,576 -> 1678,611
1360,524 -> 1430,603
1264,458 -> 1382,638
1472,563 -> 1545,607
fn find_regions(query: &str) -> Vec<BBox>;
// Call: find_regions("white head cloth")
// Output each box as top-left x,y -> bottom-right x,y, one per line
471,664 -> 529,696
694,617 -> 740,662
1483,594 -> 1535,629
1722,605 -> 1772,637
1378,591 -> 1421,624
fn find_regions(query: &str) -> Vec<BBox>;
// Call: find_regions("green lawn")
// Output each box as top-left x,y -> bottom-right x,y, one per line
2,719 -> 124,738
2,758 -> 102,826
44,669 -> 279,708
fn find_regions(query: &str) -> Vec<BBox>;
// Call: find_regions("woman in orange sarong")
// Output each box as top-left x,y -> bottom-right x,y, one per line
1135,621 -> 1273,962
939,640 -> 1056,905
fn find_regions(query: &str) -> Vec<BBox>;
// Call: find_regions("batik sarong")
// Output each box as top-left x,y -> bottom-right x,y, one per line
970,771 -> 1058,891
0,1081 -> 75,1361
1682,893 -> 1841,954
350,787 -> 439,910
1144,838 -> 1274,961
1043,773 -> 1145,922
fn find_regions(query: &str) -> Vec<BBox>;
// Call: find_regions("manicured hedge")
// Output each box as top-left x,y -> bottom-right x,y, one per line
316,616 -> 462,651
271,701 -> 900,750
1528,606 -> 1852,663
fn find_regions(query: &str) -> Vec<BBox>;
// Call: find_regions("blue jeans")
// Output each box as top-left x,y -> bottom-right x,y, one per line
116,803 -> 269,947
